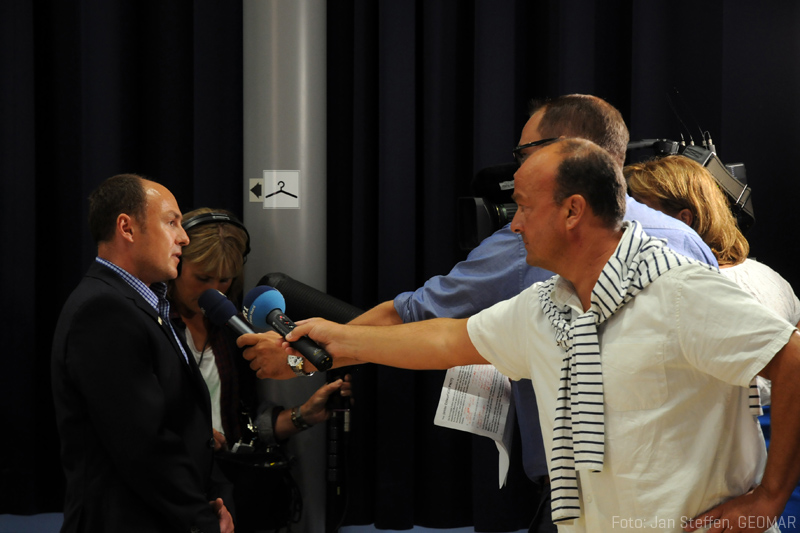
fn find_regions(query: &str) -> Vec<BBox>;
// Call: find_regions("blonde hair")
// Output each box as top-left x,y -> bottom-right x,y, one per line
172,207 -> 249,301
625,156 -> 749,266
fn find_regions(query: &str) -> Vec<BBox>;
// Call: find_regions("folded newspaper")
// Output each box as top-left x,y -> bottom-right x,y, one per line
434,365 -> 515,487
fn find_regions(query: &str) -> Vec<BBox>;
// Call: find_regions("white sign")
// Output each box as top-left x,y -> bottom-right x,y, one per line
263,170 -> 300,209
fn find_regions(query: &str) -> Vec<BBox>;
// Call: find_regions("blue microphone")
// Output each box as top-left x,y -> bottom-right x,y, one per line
243,286 -> 333,372
242,285 -> 284,321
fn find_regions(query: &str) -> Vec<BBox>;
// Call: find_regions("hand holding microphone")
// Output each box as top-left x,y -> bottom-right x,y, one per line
243,286 -> 333,373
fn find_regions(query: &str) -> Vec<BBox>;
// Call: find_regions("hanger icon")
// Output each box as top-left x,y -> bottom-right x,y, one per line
264,181 -> 298,199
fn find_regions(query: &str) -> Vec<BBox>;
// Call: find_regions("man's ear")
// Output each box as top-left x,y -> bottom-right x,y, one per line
118,214 -> 135,243
564,194 -> 586,230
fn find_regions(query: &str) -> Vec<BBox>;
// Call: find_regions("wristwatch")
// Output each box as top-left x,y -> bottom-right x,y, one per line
291,406 -> 310,430
287,355 -> 315,377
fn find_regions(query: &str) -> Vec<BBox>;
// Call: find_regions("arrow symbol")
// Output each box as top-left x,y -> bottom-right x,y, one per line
250,181 -> 263,199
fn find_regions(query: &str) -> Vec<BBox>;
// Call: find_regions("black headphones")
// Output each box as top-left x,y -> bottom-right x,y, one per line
178,211 -> 251,275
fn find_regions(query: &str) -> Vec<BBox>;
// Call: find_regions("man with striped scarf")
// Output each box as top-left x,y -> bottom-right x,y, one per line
283,138 -> 800,533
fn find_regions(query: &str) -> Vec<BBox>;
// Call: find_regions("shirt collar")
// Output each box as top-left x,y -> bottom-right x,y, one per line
95,257 -> 167,312
550,276 -> 582,316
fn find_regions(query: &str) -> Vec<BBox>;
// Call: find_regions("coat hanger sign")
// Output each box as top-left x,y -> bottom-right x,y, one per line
262,170 -> 301,209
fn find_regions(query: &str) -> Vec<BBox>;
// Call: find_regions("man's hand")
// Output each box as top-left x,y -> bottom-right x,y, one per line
283,318 -> 344,356
683,485 -> 785,533
237,331 -> 297,380
209,498 -> 234,533
299,375 -> 353,426
212,429 -> 227,452
282,318 -> 365,367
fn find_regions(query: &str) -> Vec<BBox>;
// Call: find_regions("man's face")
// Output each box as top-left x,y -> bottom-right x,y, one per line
133,182 -> 189,285
510,145 -> 566,270
172,261 -> 234,316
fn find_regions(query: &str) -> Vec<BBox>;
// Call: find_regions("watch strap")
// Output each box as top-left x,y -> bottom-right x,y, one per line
291,406 -> 310,430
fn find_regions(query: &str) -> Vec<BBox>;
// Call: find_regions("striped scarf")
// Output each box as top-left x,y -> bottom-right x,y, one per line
537,221 -> 716,523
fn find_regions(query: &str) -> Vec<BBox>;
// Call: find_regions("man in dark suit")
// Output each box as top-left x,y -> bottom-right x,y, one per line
52,174 -> 234,533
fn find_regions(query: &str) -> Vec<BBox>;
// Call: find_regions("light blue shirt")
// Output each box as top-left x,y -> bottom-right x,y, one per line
393,195 -> 718,479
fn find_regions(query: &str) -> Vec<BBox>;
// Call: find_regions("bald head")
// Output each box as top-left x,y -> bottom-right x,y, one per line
528,138 -> 627,229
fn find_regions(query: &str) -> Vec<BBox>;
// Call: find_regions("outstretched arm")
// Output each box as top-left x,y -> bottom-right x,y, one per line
349,300 -> 403,326
238,300 -> 404,379
285,317 -> 487,370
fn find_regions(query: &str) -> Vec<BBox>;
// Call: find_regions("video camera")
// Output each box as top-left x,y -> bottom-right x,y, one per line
626,139 -> 754,234
457,163 -> 518,251
457,141 -> 755,251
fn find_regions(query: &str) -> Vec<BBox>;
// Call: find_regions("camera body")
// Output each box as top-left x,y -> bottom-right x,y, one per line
457,163 -> 518,251
457,141 -> 755,251
627,139 -> 755,234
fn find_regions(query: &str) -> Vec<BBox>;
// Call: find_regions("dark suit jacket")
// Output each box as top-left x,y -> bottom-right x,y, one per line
52,262 -> 220,532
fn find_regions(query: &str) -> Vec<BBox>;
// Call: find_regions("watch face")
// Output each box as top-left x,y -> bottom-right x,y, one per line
287,355 -> 313,377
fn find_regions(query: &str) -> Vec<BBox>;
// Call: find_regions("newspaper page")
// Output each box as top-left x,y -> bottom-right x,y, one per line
434,365 -> 515,487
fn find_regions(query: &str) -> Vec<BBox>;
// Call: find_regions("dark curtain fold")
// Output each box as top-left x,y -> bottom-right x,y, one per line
2,0 -> 39,514
3,1 -> 800,531
1,0 -> 242,514
326,2 -> 542,529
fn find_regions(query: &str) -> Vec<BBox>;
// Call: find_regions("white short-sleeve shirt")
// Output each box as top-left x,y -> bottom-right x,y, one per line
467,264 -> 796,532
722,257 -> 800,406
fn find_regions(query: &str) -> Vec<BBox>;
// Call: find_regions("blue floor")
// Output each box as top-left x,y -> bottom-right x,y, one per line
0,513 -> 63,533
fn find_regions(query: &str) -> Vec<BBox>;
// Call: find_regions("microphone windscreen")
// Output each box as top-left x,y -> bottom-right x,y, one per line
243,285 -> 275,311
198,289 -> 238,326
245,286 -> 286,329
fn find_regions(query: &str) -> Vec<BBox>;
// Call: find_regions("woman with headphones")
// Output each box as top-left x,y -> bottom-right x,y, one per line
168,207 -> 350,452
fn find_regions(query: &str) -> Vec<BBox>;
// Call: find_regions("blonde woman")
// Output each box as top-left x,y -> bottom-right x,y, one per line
169,208 -> 350,450
625,156 -> 799,322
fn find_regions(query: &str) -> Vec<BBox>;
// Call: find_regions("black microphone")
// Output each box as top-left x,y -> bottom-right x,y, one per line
244,286 -> 333,372
198,289 -> 256,336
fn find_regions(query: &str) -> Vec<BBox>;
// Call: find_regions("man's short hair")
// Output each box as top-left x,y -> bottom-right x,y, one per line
552,138 -> 627,228
529,94 -> 629,167
88,174 -> 147,244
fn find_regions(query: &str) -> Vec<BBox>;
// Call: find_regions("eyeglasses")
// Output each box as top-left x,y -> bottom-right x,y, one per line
512,138 -> 559,166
